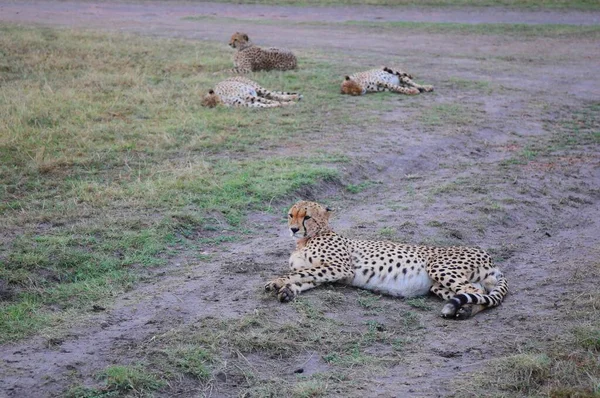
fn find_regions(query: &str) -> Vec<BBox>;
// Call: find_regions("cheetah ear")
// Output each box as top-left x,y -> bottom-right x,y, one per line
344,76 -> 350,81
208,89 -> 214,94
243,34 -> 249,41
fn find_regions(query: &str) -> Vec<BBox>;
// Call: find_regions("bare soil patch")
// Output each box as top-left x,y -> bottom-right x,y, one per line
3,1 -> 600,25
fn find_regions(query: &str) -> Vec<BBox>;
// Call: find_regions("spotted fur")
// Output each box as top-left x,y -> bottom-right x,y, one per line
228,32 -> 297,74
341,66 -> 434,96
202,77 -> 302,108
265,201 -> 508,319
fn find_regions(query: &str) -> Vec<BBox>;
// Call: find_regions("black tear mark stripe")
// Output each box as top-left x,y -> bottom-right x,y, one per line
301,217 -> 307,236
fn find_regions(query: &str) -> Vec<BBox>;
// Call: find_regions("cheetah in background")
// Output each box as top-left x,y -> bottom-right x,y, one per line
227,32 -> 297,74
341,66 -> 434,96
201,77 -> 302,108
265,201 -> 508,319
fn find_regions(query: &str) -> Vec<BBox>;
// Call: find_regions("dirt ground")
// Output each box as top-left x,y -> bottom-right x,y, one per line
1,1 -> 599,397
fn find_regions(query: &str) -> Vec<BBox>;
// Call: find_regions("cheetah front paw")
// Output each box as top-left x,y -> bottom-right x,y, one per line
407,88 -> 420,95
419,85 -> 434,93
264,278 -> 285,293
277,285 -> 297,302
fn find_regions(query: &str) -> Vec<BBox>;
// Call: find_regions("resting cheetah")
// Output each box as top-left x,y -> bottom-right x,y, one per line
265,201 -> 508,319
227,32 -> 297,74
201,77 -> 302,108
341,66 -> 434,96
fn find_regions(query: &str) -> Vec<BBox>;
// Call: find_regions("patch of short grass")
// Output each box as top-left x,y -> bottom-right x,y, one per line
113,294 -> 423,397
500,102 -> 599,167
346,181 -> 375,194
418,103 -> 475,127
377,227 -> 396,239
454,294 -> 600,397
100,365 -> 164,395
447,77 -> 492,93
66,365 -> 164,398
357,290 -> 383,312
183,15 -> 600,37
405,297 -> 434,311
551,102 -> 600,148
291,379 -> 328,398
157,345 -> 214,381
345,21 -> 600,37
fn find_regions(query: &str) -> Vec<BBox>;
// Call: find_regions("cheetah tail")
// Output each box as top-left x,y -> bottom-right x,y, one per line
447,272 -> 509,312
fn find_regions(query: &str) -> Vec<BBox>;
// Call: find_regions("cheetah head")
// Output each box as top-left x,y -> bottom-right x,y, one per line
341,76 -> 365,96
229,32 -> 251,49
288,201 -> 332,239
201,89 -> 222,108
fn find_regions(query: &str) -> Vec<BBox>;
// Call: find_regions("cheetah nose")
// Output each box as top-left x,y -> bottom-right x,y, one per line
290,227 -> 299,233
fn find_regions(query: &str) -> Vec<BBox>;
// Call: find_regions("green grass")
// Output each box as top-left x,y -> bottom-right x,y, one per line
418,103 -> 475,127
405,297 -> 434,311
67,365 -> 164,397
183,0 -> 600,10
454,293 -> 600,397
344,21 -> 600,37
377,227 -> 396,239
500,102 -> 600,167
99,294 -> 423,396
184,15 -> 600,38
346,181 -> 375,194
447,77 -> 492,92
0,24 -> 380,343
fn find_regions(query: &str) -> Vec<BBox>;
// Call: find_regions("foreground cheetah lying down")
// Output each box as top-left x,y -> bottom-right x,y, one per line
201,77 -> 302,108
341,66 -> 434,96
266,201 -> 508,319
228,32 -> 297,73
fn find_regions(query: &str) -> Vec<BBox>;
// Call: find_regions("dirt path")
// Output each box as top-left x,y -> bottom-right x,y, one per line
2,0 -> 600,26
1,2 -> 599,397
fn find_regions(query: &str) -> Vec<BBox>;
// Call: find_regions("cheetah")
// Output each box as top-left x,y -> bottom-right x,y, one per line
201,77 -> 302,108
341,66 -> 434,96
265,201 -> 508,319
227,32 -> 298,74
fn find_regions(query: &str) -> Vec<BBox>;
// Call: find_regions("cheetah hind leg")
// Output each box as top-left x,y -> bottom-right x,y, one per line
256,88 -> 302,102
396,75 -> 434,93
246,96 -> 290,108
379,82 -> 419,95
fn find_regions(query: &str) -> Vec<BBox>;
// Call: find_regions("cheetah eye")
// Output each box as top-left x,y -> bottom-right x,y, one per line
304,215 -> 311,220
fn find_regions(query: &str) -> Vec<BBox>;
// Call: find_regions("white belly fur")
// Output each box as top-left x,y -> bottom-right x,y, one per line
383,74 -> 400,86
351,270 -> 433,298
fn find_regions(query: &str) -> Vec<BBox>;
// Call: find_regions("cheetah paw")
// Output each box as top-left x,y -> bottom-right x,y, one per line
441,303 -> 457,318
264,279 -> 284,292
277,286 -> 296,302
455,305 -> 472,320
441,303 -> 472,320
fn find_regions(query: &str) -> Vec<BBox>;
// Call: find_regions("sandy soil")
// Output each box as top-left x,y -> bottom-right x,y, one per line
1,2 -> 599,397
2,1 -> 600,25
